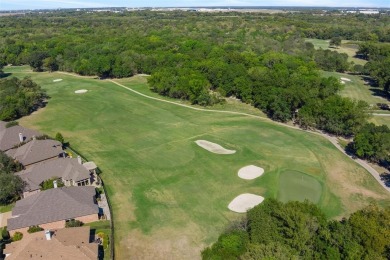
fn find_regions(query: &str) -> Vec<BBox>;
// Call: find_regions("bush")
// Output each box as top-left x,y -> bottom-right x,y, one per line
5,121 -> 18,128
12,232 -> 23,242
27,225 -> 44,233
1,227 -> 10,240
65,219 -> 83,228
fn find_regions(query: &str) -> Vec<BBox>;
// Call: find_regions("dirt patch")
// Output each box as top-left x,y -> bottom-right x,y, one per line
195,140 -> 236,154
238,165 -> 264,180
228,193 -> 264,213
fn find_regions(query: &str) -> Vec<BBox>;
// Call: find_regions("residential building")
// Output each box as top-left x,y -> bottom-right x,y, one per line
6,139 -> 63,167
0,122 -> 41,151
15,157 -> 100,198
7,186 -> 99,235
3,226 -> 98,260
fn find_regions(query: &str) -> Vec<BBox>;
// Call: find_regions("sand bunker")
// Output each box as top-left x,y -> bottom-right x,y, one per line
195,140 -> 236,154
340,77 -> 351,82
75,89 -> 88,94
238,165 -> 264,180
228,193 -> 264,213
340,80 -> 346,84
53,79 -> 63,82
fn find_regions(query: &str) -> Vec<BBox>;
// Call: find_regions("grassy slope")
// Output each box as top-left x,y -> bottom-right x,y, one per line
305,38 -> 367,66
5,66 -> 389,259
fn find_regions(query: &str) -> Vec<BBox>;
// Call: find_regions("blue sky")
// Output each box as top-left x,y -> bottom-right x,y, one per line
0,0 -> 388,10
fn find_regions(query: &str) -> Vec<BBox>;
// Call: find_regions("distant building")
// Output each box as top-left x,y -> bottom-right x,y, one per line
6,139 -> 63,167
0,122 -> 42,151
4,226 -> 98,260
7,186 -> 99,235
15,157 -> 100,198
359,9 -> 379,14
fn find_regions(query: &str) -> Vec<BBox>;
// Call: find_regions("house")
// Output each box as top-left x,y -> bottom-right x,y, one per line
15,157 -> 100,198
3,226 -> 98,260
7,186 -> 99,235
0,122 -> 42,151
6,139 -> 64,167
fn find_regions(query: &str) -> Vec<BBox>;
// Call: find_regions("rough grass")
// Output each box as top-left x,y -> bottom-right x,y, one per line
305,38 -> 367,66
5,66 -> 390,260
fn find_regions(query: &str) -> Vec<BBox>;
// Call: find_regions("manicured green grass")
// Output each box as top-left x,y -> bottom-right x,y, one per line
5,66 -> 390,259
305,38 -> 367,66
278,170 -> 323,204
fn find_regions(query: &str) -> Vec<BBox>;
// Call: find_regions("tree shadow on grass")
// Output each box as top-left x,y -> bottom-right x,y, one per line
0,72 -> 12,79
380,173 -> 390,187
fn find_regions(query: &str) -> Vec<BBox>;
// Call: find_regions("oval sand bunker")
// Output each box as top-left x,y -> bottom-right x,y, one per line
53,79 -> 63,82
75,89 -> 88,94
238,165 -> 264,180
228,193 -> 264,213
195,140 -> 236,154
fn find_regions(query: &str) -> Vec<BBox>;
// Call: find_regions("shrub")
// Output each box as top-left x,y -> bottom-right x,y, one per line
1,227 -> 10,240
5,121 -> 18,128
65,219 -> 83,228
55,132 -> 64,144
27,225 -> 44,233
12,232 -> 23,242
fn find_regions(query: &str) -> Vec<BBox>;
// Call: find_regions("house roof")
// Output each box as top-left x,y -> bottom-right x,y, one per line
0,124 -> 41,151
6,139 -> 63,166
16,158 -> 92,192
83,161 -> 97,171
3,226 -> 98,260
7,186 -> 98,231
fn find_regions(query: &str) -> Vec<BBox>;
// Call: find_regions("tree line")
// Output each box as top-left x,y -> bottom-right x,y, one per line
203,199 -> 390,259
0,151 -> 24,205
0,77 -> 47,121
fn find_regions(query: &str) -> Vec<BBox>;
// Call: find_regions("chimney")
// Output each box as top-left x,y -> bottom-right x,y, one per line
53,180 -> 58,188
32,135 -> 36,140
45,230 -> 52,240
77,156 -> 82,164
19,133 -> 24,142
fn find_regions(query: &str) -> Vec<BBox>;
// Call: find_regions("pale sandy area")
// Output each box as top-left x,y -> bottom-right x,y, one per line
238,165 -> 264,180
195,140 -> 236,154
75,89 -> 88,94
340,77 -> 352,82
228,193 -> 264,213
53,79 -> 63,82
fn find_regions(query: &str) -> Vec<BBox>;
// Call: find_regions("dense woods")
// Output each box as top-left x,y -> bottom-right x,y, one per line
0,77 -> 47,121
203,199 -> 390,260
2,11 -> 386,135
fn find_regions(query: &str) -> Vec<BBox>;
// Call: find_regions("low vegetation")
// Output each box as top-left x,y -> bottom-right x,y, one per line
203,199 -> 390,259
27,225 -> 44,234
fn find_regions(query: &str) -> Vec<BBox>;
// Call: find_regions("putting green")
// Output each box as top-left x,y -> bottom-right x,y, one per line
278,170 -> 322,203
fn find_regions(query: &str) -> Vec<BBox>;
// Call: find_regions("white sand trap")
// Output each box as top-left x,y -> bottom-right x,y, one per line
228,193 -> 265,213
195,140 -> 236,154
238,165 -> 264,180
75,89 -> 88,94
340,80 -> 346,84
340,77 -> 351,82
53,79 -> 62,82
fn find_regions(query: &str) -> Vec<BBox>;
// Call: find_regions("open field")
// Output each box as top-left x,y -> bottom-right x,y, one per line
4,66 -> 390,259
305,38 -> 367,66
